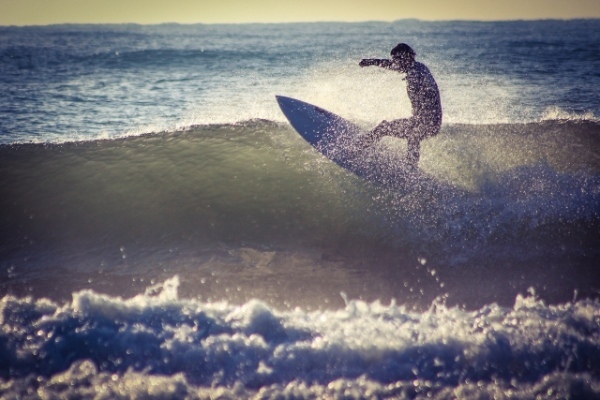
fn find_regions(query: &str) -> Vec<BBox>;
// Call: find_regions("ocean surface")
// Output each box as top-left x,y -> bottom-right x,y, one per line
1,20 -> 599,398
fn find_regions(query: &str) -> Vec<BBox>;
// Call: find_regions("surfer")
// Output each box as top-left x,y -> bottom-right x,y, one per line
359,43 -> 442,167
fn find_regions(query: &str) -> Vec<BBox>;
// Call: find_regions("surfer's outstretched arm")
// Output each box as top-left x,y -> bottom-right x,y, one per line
359,59 -> 394,68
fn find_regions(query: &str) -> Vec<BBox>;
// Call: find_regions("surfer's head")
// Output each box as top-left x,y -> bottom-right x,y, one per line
390,43 -> 416,71
390,43 -> 416,60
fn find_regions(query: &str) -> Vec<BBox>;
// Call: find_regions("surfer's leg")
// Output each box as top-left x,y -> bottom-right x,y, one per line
407,137 -> 420,167
387,119 -> 412,139
356,120 -> 394,148
387,119 -> 421,166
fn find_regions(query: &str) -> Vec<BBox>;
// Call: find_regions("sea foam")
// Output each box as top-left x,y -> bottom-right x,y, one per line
1,276 -> 598,399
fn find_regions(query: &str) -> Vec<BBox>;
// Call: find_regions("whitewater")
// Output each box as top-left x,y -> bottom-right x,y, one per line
1,20 -> 599,399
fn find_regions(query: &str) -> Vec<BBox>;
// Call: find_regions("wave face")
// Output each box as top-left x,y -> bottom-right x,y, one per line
1,120 -> 599,309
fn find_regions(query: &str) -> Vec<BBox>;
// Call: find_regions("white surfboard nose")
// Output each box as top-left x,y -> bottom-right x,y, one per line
276,95 -> 298,110
276,95 -> 310,124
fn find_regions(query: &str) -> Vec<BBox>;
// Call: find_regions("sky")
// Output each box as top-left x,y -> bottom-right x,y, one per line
1,0 -> 599,25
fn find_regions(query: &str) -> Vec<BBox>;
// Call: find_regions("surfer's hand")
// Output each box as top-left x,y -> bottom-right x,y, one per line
359,59 -> 374,67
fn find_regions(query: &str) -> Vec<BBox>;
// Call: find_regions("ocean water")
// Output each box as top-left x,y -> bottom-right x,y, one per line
1,20 -> 599,398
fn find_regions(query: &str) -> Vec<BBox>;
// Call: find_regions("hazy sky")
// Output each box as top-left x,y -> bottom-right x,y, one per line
1,0 -> 599,25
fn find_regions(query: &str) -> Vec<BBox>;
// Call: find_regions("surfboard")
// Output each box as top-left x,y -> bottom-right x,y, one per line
276,95 -> 365,147
276,95 -> 420,188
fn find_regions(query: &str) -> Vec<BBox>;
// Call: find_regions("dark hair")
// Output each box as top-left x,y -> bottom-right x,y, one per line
391,43 -> 416,59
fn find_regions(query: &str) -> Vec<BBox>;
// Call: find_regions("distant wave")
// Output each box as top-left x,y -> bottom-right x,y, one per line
540,106 -> 600,122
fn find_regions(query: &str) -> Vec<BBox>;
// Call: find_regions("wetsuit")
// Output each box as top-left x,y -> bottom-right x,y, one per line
361,58 -> 442,166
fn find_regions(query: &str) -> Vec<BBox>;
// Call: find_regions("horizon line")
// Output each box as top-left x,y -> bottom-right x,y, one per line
2,17 -> 599,28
